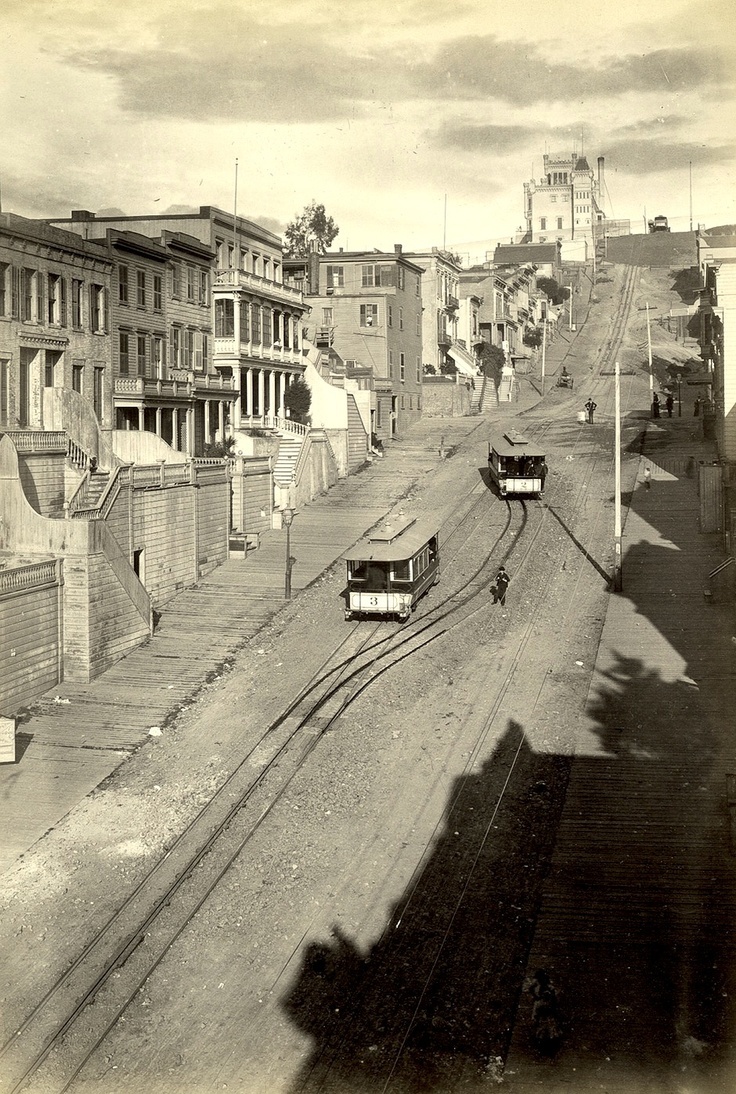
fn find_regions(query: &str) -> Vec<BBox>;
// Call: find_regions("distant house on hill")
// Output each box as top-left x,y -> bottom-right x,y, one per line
493,242 -> 561,278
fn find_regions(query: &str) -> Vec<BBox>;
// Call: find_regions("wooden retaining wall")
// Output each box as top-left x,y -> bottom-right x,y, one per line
0,560 -> 63,713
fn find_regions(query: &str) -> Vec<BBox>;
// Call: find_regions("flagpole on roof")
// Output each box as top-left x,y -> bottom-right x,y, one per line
233,158 -> 239,267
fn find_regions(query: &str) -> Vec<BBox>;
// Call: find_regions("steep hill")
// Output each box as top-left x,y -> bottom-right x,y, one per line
605,231 -> 697,268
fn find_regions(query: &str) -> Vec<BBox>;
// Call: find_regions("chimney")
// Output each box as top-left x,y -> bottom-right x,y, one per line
597,156 -> 605,197
394,244 -> 402,255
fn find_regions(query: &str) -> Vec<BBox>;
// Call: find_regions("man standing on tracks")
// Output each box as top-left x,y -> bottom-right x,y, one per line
492,565 -> 510,606
585,398 -> 597,424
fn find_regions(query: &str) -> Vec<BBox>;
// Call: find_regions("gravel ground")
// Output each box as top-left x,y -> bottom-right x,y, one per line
0,260 -> 704,1092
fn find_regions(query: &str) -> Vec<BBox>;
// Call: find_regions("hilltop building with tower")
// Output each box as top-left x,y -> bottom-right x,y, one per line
522,153 -> 628,260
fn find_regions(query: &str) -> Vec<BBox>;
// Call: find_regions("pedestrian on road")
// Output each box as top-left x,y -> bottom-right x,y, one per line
652,393 -> 660,418
492,565 -> 510,605
585,398 -> 597,424
694,398 -> 701,417
644,466 -> 651,490
540,460 -> 548,494
665,394 -> 674,418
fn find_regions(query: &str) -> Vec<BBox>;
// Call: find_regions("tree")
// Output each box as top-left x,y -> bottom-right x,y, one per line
284,201 -> 339,256
523,327 -> 543,348
284,377 -> 312,424
478,343 -> 506,388
536,277 -> 570,306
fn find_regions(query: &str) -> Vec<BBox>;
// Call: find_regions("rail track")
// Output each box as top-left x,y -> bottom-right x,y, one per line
2,265 -> 643,1093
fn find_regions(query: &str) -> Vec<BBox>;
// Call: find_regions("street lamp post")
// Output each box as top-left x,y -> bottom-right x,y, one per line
282,507 -> 295,599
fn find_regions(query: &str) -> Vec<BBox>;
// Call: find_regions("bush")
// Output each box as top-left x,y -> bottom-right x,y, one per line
523,328 -> 543,348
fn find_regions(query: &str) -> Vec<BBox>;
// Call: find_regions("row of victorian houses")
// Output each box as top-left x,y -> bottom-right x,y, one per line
0,201 -> 557,714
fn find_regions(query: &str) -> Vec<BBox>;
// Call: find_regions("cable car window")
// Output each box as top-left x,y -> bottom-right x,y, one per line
349,561 -> 369,581
392,559 -> 412,582
368,562 -> 389,589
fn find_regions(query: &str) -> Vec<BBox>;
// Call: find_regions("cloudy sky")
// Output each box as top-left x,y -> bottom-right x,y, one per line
1,0 -> 734,262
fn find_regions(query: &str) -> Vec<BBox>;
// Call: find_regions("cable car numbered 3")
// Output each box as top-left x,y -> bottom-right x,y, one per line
488,429 -> 547,497
343,517 -> 439,622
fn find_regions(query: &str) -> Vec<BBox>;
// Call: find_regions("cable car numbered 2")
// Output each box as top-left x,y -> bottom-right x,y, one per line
343,516 -> 439,622
488,429 -> 547,497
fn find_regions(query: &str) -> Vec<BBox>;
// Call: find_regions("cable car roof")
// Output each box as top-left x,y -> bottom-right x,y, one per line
344,516 -> 439,562
489,430 -> 546,458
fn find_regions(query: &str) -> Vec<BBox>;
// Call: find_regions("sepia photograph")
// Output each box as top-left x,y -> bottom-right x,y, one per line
1,0 -> 735,1090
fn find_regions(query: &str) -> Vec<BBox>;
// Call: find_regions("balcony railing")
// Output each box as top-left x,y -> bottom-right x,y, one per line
114,371 -> 237,399
214,268 -> 305,307
213,338 -> 304,367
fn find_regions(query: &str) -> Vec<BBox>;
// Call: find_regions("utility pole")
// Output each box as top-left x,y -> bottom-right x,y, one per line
614,360 -> 622,591
601,362 -> 636,591
541,319 -> 547,395
689,161 -> 693,232
645,302 -> 654,399
568,285 -> 574,331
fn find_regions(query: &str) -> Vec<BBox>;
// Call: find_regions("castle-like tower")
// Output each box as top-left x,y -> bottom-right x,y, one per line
523,152 -> 605,256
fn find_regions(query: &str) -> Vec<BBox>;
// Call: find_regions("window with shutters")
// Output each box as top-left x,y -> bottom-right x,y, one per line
136,334 -> 146,375
153,275 -> 162,311
119,265 -> 129,305
59,277 -> 67,326
119,331 -> 130,375
71,279 -> 83,328
93,366 -> 104,421
1,357 -> 10,419
136,270 -> 146,307
187,266 -> 196,302
359,303 -> 378,327
172,263 -> 182,299
399,307 -> 404,330
388,350 -> 393,379
416,356 -> 421,382
152,336 -> 163,378
182,328 -> 194,369
90,284 -> 105,332
400,352 -> 406,381
397,266 -> 406,291
170,326 -> 181,368
48,274 -> 60,323
0,264 -> 8,317
388,304 -> 393,327
325,265 -> 344,288
36,273 -> 44,324
11,267 -> 20,318
21,269 -> 34,321
199,270 -> 208,303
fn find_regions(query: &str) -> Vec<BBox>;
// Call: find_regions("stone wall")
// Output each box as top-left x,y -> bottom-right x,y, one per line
421,377 -> 472,417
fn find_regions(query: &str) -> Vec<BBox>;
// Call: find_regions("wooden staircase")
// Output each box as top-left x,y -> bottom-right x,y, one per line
272,433 -> 304,486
